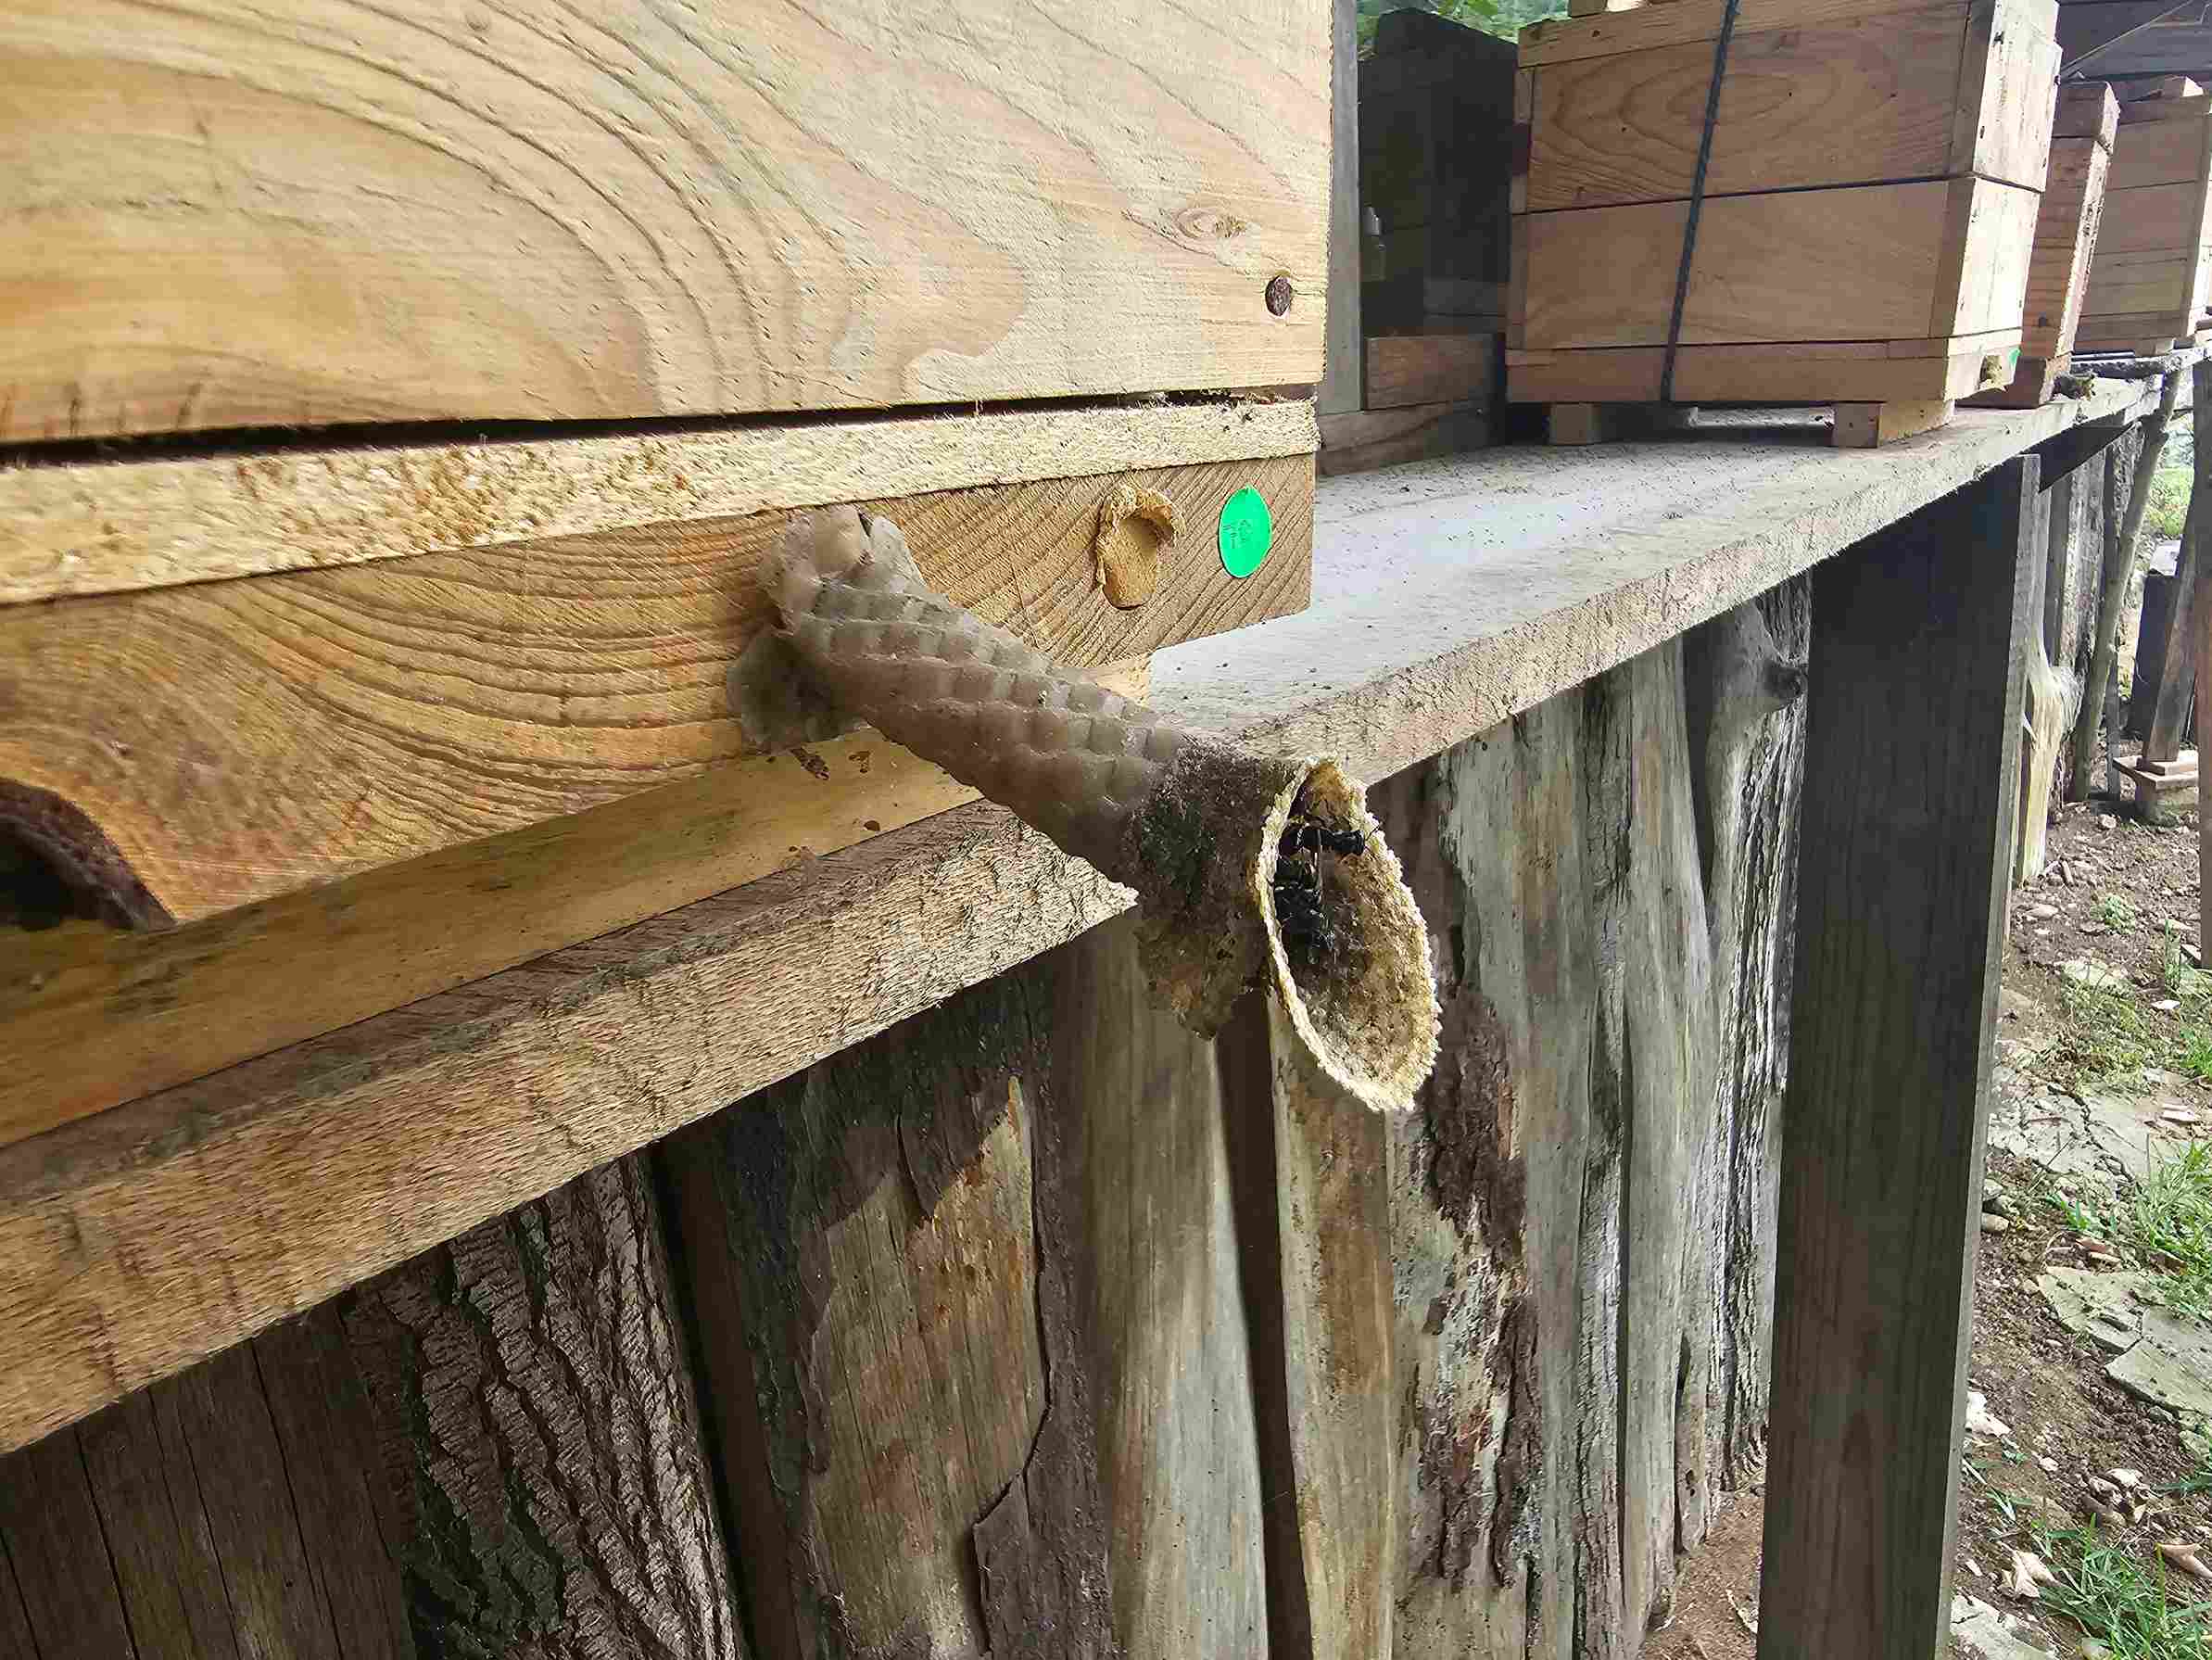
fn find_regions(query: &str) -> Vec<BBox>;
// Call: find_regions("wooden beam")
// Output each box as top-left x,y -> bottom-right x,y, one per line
0,383 -> 2162,1454
0,450 -> 1310,927
6,386 -> 2157,1161
0,400 -> 1321,606
1759,457 -> 2036,1659
0,1 -> 1327,442
0,667 -> 1155,1152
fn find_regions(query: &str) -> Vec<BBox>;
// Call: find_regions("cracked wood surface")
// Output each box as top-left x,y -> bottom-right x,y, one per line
660,940 -> 1114,1660
0,1157 -> 740,1660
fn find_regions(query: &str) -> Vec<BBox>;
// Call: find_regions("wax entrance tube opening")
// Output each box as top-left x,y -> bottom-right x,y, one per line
761,506 -> 1440,1110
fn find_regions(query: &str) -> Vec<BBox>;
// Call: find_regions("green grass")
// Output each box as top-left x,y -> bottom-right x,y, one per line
2045,981 -> 2174,1092
2101,894 -> 2143,930
2032,1527 -> 2212,1660
2162,931 -> 2212,1005
2142,458 -> 2193,545
2041,1139 -> 2212,1319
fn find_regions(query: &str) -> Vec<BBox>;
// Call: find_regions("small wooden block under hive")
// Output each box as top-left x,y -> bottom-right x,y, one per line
1507,0 -> 2058,410
1362,333 -> 1501,410
1966,82 -> 2120,409
0,1 -> 1326,441
1317,399 -> 1495,475
2077,93 -> 2212,354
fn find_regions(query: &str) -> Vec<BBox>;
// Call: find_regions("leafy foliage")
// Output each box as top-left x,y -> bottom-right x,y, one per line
1358,0 -> 1568,50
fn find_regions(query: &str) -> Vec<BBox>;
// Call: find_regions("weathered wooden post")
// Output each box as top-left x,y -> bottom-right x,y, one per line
1760,457 -> 2036,1659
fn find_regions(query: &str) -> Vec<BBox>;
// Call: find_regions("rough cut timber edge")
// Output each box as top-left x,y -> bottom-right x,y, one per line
0,374 -> 2172,1456
0,400 -> 1321,605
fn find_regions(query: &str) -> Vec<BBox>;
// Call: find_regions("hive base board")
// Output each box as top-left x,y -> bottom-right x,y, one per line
1507,334 -> 2018,406
1538,399 -> 1955,448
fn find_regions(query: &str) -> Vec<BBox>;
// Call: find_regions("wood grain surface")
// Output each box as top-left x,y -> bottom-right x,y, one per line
0,1 -> 1326,440
0,399 -> 1320,605
0,451 -> 1309,924
0,380 -> 2161,1457
1759,458 -> 2034,1659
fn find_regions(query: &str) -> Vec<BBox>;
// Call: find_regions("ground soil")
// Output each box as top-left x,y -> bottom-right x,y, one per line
1652,773 -> 2212,1659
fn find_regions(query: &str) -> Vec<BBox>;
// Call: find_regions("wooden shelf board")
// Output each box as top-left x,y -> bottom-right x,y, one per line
0,367 -> 2180,1455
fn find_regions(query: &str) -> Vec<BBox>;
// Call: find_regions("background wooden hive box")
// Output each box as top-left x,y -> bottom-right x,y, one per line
1506,0 -> 2059,405
1966,81 -> 2120,408
2077,93 -> 2212,353
0,0 -> 1326,441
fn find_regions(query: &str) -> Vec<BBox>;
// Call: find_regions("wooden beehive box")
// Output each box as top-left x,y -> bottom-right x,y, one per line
1967,81 -> 2120,407
1318,6 -> 1510,475
1507,0 -> 2060,421
2077,91 -> 2212,354
0,2 -> 1330,1151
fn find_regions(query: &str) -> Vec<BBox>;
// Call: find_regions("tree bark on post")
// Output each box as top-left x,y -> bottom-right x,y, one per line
2071,375 -> 2181,797
0,1158 -> 744,1660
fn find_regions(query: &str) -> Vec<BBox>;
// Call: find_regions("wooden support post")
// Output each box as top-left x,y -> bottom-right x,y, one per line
2044,466 -> 2075,663
2144,487 -> 2199,763
2197,359 -> 2212,997
2071,372 -> 2182,796
1759,457 -> 2037,1660
1318,0 -> 1361,418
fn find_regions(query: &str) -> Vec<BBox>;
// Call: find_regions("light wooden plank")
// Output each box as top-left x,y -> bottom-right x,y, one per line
0,377 -> 2166,1456
1758,456 -> 2035,1659
1519,0 -> 2052,68
0,400 -> 1320,606
1937,178 -> 2046,339
0,450 -> 1309,926
0,1 -> 1328,441
1522,5 -> 1972,210
1520,182 -> 2002,352
1508,336 -> 2018,405
2096,180 -> 2212,253
1362,335 -> 1500,409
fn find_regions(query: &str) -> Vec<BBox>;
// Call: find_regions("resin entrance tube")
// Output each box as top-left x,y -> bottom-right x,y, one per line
767,506 -> 1440,1112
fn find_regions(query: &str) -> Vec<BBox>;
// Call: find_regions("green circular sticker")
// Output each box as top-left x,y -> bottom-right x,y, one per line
1218,488 -> 1273,578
